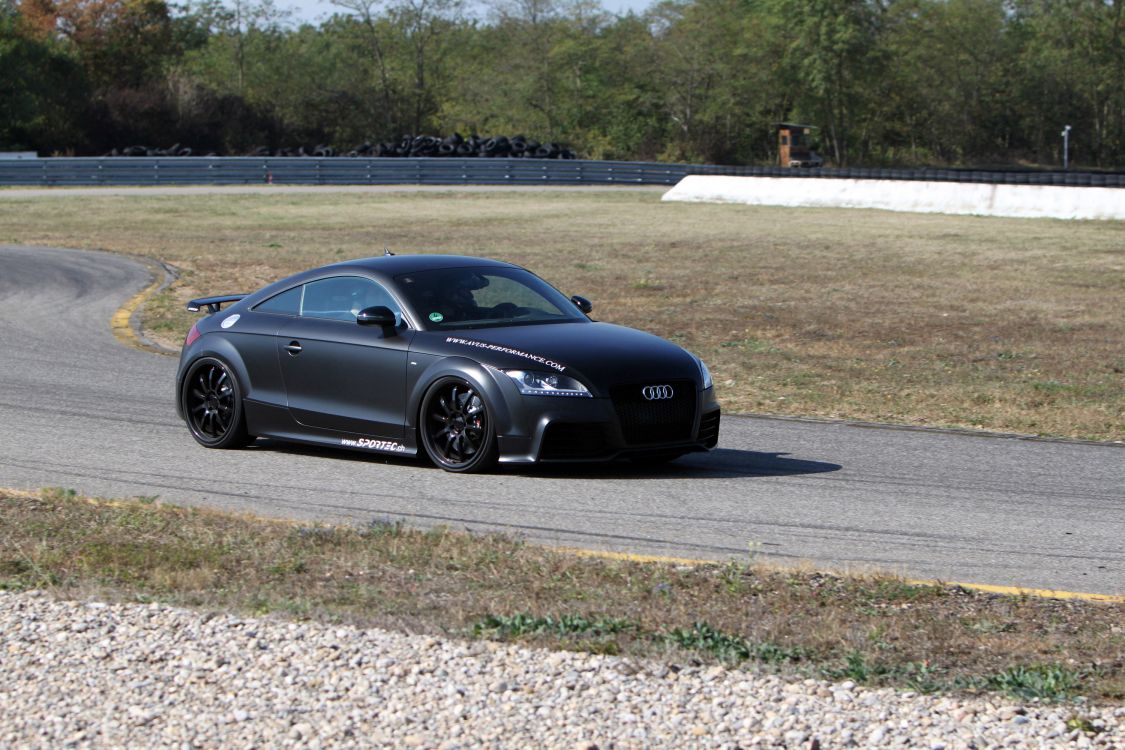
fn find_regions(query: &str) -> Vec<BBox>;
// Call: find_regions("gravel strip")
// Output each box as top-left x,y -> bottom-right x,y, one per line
1,590 -> 1121,749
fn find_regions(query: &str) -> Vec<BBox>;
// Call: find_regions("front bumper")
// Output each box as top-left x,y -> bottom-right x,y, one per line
495,386 -> 720,463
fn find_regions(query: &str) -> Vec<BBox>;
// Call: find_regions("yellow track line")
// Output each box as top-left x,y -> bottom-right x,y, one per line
9,489 -> 1123,603
15,485 -> 1125,608
557,546 -> 716,567
555,546 -> 1125,604
909,580 -> 1125,604
110,274 -> 163,350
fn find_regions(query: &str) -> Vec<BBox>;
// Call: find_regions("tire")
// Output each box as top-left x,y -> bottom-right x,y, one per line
181,357 -> 251,449
419,377 -> 497,473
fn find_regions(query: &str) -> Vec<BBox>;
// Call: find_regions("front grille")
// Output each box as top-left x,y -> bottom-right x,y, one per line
539,423 -> 612,460
698,409 -> 721,448
610,380 -> 696,445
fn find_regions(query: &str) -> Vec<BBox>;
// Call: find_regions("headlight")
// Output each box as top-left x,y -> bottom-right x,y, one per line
504,370 -> 592,397
694,355 -> 713,390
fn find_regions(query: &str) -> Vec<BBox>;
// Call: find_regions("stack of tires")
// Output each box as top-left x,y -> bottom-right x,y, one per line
104,144 -> 201,157
105,134 -> 575,159
373,133 -> 574,159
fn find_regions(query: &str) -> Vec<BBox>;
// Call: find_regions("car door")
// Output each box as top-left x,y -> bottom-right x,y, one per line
277,275 -> 413,438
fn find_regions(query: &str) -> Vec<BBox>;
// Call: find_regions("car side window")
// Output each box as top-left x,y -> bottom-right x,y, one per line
253,285 -> 303,315
301,276 -> 403,325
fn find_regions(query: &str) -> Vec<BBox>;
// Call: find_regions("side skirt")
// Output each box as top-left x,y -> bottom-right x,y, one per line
245,399 -> 419,458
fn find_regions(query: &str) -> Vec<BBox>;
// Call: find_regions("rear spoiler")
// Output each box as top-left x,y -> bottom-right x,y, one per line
186,294 -> 247,314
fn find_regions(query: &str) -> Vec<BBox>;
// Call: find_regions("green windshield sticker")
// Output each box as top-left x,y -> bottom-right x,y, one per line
429,311 -> 444,323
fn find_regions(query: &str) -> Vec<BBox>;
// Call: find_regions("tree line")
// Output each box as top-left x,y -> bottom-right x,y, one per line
2,0 -> 1123,167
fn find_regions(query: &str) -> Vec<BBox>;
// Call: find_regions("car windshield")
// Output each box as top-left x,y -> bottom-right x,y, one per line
395,266 -> 588,330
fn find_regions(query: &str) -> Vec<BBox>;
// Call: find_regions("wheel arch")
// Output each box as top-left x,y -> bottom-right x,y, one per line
405,357 -> 512,439
177,335 -> 254,411
178,344 -> 252,449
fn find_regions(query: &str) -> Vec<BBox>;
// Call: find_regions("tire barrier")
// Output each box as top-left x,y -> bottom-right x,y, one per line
3,157 -> 1123,188
373,134 -> 574,159
103,134 -> 576,160
106,144 -> 206,157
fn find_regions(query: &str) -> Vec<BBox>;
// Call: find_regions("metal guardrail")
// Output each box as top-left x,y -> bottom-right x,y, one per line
1,157 -> 1122,188
0,158 -> 734,187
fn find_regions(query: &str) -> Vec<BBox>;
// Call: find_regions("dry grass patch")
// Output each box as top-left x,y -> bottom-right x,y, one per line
0,189 -> 1121,439
2,489 -> 1123,702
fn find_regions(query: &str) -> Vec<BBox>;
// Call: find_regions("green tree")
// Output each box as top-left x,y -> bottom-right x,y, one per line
0,13 -> 87,152
1015,0 -> 1125,166
648,0 -> 791,163
389,0 -> 462,134
773,0 -> 884,165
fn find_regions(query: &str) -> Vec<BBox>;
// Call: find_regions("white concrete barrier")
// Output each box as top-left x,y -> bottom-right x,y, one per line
661,175 -> 1125,220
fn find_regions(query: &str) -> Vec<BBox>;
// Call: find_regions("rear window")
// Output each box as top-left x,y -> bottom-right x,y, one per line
253,286 -> 303,315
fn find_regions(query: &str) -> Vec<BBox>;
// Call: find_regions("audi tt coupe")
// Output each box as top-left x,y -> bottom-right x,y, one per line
175,254 -> 720,472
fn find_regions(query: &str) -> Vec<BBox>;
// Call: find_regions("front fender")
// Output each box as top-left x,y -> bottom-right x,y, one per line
405,356 -> 513,438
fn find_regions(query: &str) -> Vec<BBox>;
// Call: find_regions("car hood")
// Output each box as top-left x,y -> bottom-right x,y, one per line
411,322 -> 702,393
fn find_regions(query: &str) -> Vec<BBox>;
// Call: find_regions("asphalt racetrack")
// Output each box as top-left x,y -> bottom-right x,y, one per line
1,244 -> 1122,595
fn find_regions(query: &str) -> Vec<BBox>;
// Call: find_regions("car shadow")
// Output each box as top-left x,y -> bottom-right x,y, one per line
253,441 -> 840,480
507,448 -> 842,480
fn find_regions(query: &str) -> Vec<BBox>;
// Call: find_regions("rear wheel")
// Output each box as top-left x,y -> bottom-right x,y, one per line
419,377 -> 497,473
181,357 -> 250,448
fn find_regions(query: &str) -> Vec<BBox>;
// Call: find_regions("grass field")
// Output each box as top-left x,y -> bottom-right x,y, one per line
1,188 -> 1121,439
3,489 -> 1123,704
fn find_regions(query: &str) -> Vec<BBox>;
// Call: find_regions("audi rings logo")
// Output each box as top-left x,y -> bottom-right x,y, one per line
642,384 -> 675,401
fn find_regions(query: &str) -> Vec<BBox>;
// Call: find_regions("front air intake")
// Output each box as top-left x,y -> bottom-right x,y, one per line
698,409 -> 721,448
538,423 -> 612,460
610,380 -> 696,445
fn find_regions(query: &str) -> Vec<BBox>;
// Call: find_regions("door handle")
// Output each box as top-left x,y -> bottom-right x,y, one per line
284,341 -> 302,355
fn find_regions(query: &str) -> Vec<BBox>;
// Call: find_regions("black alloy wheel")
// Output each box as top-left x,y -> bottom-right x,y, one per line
182,357 -> 250,448
420,378 -> 497,473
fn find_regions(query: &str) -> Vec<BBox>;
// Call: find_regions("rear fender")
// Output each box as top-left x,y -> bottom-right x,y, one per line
176,335 -> 253,420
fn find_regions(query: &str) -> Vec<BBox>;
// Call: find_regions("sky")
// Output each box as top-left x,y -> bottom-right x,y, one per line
280,0 -> 652,26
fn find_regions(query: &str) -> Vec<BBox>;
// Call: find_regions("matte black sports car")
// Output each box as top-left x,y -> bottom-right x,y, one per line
176,254 -> 720,472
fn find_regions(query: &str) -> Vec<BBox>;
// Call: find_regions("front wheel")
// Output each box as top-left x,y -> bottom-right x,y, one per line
181,357 -> 251,448
419,377 -> 497,473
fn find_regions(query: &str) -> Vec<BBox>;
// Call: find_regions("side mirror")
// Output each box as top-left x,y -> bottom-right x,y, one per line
357,305 -> 397,328
570,295 -> 593,315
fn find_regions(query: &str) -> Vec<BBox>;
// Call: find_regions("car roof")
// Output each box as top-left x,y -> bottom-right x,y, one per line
321,254 -> 519,276
236,254 -> 525,313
